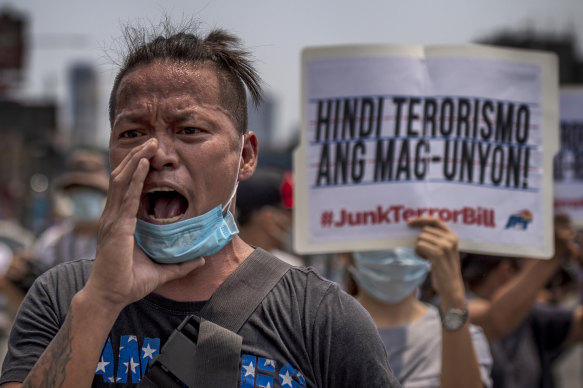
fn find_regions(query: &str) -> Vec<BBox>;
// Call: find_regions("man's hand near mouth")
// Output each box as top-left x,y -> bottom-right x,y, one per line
85,138 -> 205,311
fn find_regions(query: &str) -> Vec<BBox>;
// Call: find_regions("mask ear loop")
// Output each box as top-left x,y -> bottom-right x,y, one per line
222,135 -> 246,214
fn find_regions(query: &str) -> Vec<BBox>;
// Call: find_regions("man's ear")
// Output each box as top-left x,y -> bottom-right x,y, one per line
239,131 -> 258,181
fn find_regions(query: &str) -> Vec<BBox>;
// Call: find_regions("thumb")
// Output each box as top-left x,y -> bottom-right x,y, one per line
159,257 -> 206,283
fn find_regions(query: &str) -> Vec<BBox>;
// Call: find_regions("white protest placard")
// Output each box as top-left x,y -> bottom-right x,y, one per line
293,44 -> 559,258
554,86 -> 583,227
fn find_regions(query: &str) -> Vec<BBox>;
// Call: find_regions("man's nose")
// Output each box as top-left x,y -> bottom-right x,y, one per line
149,133 -> 178,170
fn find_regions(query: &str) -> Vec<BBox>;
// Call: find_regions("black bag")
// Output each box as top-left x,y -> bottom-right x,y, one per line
140,249 -> 291,387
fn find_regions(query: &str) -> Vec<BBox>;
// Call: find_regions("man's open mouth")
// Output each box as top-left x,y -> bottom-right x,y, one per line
142,187 -> 188,224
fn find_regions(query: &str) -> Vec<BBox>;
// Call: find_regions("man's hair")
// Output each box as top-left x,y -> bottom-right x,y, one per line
461,253 -> 520,288
108,20 -> 263,133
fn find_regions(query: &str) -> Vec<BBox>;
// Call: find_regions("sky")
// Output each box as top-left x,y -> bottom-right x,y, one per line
2,0 -> 583,149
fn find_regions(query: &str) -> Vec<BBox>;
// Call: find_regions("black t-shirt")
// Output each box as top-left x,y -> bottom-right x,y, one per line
1,249 -> 401,387
489,302 -> 573,388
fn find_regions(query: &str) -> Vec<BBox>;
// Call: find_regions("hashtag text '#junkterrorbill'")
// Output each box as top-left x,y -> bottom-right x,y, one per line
320,205 -> 495,228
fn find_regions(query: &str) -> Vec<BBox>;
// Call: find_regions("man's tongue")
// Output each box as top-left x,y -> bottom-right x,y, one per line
153,197 -> 184,220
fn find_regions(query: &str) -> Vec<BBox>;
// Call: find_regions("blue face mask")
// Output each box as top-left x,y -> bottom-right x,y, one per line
134,137 -> 244,264
134,205 -> 239,264
351,247 -> 430,304
68,188 -> 105,223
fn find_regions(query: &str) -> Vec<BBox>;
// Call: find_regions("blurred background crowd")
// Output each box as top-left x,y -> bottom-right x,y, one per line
0,1 -> 583,387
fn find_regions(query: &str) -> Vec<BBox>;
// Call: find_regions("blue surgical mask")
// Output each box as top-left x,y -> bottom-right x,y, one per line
351,247 -> 430,304
134,137 -> 244,264
68,188 -> 105,223
134,205 -> 239,264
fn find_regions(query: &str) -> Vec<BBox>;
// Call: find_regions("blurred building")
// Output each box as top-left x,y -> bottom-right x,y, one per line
0,8 -> 26,95
68,62 -> 99,148
0,8 -> 61,229
0,7 -> 105,233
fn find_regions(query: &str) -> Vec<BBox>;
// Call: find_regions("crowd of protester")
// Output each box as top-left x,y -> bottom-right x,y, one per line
0,18 -> 580,388
2,161 -> 582,387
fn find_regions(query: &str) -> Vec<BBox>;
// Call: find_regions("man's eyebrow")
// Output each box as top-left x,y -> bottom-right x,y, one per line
114,108 -> 214,125
171,108 -> 201,121
115,112 -> 148,124
171,111 -> 197,122
168,110 -> 221,126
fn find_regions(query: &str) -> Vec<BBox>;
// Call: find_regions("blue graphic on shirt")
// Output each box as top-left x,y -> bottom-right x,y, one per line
279,364 -> 306,388
95,339 -> 115,383
241,354 -> 257,387
95,336 -> 160,383
96,336 -> 305,387
259,357 -> 276,373
140,338 -> 160,375
116,335 -> 140,383
241,354 -> 306,388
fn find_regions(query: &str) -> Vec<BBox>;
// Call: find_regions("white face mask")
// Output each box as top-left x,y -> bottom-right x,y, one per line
350,248 -> 430,304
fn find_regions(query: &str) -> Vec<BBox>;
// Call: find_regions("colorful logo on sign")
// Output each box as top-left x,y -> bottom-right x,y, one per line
505,210 -> 533,230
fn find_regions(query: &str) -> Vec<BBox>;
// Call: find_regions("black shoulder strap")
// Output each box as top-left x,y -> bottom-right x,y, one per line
199,248 -> 292,332
141,248 -> 292,387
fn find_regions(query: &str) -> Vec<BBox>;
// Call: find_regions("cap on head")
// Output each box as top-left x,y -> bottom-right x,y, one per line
54,150 -> 109,193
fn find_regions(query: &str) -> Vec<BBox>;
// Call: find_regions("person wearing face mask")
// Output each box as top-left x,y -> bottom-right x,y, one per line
342,216 -> 492,388
35,150 -> 108,268
0,20 -> 401,388
1,150 -> 108,305
236,167 -> 304,267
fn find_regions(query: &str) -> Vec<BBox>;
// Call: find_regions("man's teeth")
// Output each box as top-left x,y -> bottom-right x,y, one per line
148,187 -> 176,193
146,187 -> 185,223
150,214 -> 182,224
